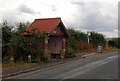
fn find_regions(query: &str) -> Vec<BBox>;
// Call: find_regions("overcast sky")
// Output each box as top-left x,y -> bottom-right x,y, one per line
0,0 -> 118,38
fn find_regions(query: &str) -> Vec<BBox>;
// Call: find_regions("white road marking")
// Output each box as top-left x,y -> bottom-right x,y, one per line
62,55 -> 118,79
107,55 -> 118,59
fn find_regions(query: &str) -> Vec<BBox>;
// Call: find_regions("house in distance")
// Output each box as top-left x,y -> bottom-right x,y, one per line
22,17 -> 70,59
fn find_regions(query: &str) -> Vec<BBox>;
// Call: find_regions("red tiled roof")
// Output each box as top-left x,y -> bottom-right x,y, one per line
22,17 -> 70,38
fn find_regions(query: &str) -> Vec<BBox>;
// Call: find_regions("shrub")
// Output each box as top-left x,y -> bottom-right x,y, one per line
41,56 -> 51,63
31,57 -> 40,63
108,38 -> 120,48
65,47 -> 76,58
66,28 -> 106,53
108,40 -> 116,47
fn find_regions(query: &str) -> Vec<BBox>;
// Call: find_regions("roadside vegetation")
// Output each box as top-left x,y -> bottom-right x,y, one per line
1,21 -> 119,71
108,38 -> 120,48
2,21 -> 50,64
65,28 -> 107,58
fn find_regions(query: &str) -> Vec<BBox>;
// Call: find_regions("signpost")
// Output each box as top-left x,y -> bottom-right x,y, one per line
28,55 -> 31,63
87,31 -> 91,51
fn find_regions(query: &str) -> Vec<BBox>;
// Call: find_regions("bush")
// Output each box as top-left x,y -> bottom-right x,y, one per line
108,38 -> 120,48
41,56 -> 51,63
31,57 -> 40,63
108,40 -> 116,47
66,28 -> 106,54
65,47 -> 76,58
114,38 -> 120,48
90,32 -> 106,47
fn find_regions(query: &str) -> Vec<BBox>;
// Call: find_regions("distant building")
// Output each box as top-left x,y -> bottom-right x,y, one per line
22,17 -> 70,59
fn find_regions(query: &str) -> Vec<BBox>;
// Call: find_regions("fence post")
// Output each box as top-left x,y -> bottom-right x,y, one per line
10,56 -> 14,63
28,55 -> 31,63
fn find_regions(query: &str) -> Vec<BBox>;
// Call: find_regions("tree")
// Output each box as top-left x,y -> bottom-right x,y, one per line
1,21 -> 14,61
7,27 -> 49,62
66,28 -> 88,57
108,38 -> 120,48
1,21 -> 13,46
114,38 -> 120,48
90,32 -> 106,47
67,28 -> 87,42
16,22 -> 30,35
1,21 -> 50,63
66,28 -> 106,57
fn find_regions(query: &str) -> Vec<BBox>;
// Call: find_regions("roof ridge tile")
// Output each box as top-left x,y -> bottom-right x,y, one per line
35,17 -> 61,20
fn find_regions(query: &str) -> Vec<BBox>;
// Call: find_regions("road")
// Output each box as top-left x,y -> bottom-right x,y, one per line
10,51 -> 119,79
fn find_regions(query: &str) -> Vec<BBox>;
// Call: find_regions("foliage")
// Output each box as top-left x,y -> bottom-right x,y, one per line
31,57 -> 40,63
41,56 -> 51,63
1,21 -> 49,63
65,47 -> 76,58
65,28 -> 87,58
16,22 -> 30,34
108,38 -> 120,48
114,38 -> 120,48
1,21 -> 14,60
67,28 -> 87,42
108,40 -> 116,47
66,28 -> 106,51
66,28 -> 106,58
1,20 -> 107,61
40,51 -> 50,62
90,32 -> 106,47
1,21 -> 13,46
66,28 -> 88,52
9,29 -> 48,62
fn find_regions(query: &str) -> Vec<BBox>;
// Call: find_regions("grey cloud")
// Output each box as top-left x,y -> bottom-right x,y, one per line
1,9 -> 31,26
2,17 -> 18,26
40,2 -> 57,12
68,2 -> 117,33
71,2 -> 85,6
51,5 -> 57,12
18,4 -> 35,14
1,11 -> 21,26
0,1 -> 117,38
82,13 -> 116,32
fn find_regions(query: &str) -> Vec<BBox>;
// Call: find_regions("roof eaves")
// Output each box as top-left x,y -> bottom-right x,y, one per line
60,21 -> 70,38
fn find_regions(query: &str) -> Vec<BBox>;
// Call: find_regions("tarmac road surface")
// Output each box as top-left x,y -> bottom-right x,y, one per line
7,51 -> 119,79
